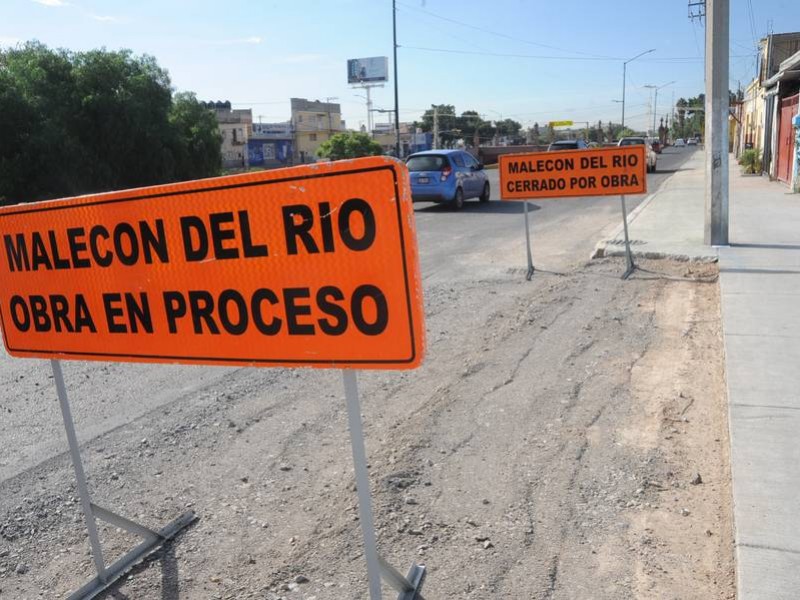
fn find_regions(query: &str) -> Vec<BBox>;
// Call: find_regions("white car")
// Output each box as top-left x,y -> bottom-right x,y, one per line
687,138 -> 698,146
618,137 -> 658,173
674,138 -> 686,147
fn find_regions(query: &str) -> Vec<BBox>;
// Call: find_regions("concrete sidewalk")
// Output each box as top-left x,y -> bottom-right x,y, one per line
596,150 -> 800,599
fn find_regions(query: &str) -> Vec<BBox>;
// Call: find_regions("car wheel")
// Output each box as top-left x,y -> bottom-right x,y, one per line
452,187 -> 464,210
479,182 -> 490,202
652,162 -> 657,173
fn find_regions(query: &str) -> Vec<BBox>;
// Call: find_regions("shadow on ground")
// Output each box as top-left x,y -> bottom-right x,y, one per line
414,201 -> 542,215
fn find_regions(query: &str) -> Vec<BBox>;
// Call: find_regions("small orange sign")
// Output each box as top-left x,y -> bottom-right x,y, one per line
499,146 -> 647,200
0,157 -> 425,369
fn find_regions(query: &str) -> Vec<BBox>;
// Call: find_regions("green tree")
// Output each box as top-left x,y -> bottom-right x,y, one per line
316,131 -> 383,161
529,122 -> 541,145
418,104 -> 458,147
495,118 -> 522,139
0,42 -> 222,205
169,92 -> 222,180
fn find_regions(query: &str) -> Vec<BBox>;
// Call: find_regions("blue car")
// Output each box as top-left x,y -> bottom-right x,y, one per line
406,150 -> 490,209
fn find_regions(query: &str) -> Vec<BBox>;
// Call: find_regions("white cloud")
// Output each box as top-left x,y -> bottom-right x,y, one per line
31,0 -> 69,6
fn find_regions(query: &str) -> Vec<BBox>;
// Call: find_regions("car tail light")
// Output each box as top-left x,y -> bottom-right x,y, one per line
441,166 -> 452,181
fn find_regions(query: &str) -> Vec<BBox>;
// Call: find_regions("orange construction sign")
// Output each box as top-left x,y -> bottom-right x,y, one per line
0,157 -> 425,369
499,146 -> 647,200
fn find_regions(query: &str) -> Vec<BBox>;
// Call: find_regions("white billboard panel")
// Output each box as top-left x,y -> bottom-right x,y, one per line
347,57 -> 389,84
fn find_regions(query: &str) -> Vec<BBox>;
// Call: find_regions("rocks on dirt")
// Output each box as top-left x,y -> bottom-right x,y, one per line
690,473 -> 703,485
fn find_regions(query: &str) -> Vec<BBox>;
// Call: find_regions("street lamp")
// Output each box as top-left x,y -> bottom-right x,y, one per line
621,49 -> 656,130
643,81 -> 675,135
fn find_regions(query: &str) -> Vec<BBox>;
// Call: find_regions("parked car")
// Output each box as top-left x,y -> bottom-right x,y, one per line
650,139 -> 662,154
617,137 -> 658,172
674,138 -> 686,147
406,150 -> 490,209
687,138 -> 698,146
547,139 -> 589,151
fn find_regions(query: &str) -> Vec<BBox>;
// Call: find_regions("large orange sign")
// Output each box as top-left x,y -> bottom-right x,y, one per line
499,146 -> 647,200
0,157 -> 425,369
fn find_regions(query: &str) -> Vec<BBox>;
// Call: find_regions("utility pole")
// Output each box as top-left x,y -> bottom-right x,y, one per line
621,49 -> 656,131
433,106 -> 439,149
705,0 -> 729,245
392,0 -> 401,158
325,96 -> 338,139
644,81 -> 676,135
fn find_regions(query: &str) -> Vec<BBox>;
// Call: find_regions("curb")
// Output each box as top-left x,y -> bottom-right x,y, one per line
591,188 -> 663,259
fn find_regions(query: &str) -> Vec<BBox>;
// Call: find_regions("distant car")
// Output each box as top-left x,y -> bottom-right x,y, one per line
618,137 -> 658,172
406,150 -> 490,209
650,139 -> 662,154
674,138 -> 686,147
687,138 -> 698,146
547,139 -> 589,151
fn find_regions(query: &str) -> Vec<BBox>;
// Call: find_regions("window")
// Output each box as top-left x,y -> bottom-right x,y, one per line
232,128 -> 238,143
452,153 -> 465,167
406,155 -> 447,171
463,153 -> 478,167
309,133 -> 317,141
298,115 -> 303,123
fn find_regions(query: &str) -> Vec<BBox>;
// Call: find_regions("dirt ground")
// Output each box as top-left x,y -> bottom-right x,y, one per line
0,257 -> 734,599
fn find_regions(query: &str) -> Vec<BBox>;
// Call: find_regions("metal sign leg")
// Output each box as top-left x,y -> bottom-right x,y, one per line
343,370 -> 384,600
342,370 -> 427,600
619,194 -> 636,279
51,359 -> 197,600
523,201 -> 535,280
51,359 -> 108,582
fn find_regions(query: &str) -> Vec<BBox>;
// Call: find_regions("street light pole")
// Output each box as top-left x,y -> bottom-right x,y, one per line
643,81 -> 676,134
621,48 -> 656,131
392,0 -> 401,158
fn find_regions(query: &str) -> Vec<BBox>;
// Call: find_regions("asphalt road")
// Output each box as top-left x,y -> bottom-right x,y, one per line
413,146 -> 698,284
0,146 -> 699,486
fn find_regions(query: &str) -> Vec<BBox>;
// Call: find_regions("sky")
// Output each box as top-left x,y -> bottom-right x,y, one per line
2,0 -> 799,133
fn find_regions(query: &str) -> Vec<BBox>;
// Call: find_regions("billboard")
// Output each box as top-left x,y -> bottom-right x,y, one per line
347,57 -> 389,84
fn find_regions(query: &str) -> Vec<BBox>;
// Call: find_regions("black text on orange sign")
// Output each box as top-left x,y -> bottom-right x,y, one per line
0,157 -> 426,370
499,146 -> 647,200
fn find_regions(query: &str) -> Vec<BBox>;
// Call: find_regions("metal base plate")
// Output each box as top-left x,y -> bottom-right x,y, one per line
67,510 -> 197,600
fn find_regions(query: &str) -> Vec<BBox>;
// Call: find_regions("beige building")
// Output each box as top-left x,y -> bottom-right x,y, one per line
202,101 -> 253,169
290,98 -> 344,163
739,78 -> 766,154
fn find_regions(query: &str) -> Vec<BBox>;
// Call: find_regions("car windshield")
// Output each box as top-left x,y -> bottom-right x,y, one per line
619,138 -> 645,146
406,155 -> 447,171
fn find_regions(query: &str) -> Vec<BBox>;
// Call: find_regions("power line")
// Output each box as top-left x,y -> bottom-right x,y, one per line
400,44 -> 746,63
746,0 -> 759,50
394,0 -> 616,59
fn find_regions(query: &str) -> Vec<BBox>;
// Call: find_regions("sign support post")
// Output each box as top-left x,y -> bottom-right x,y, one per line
52,358 -> 107,581
619,194 -> 636,279
343,370 -> 426,600
522,201 -> 535,280
51,359 -> 197,600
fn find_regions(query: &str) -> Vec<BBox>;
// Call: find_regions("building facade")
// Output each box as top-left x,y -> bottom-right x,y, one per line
202,101 -> 253,170
736,33 -> 800,188
290,98 -> 344,163
248,122 -> 293,169
372,122 -> 431,156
